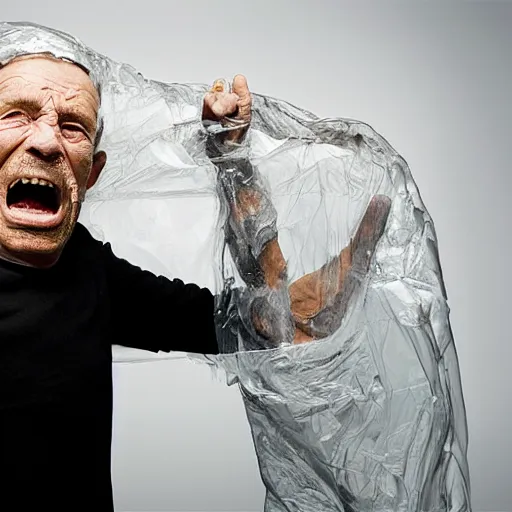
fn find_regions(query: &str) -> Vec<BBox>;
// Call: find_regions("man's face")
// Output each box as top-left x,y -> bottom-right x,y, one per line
0,55 -> 105,268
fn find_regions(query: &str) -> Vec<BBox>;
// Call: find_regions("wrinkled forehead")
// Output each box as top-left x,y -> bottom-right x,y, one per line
0,54 -> 100,107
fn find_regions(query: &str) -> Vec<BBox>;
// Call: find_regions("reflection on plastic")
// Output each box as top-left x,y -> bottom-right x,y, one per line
0,22 -> 471,512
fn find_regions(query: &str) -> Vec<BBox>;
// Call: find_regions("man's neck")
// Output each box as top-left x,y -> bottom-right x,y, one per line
0,246 -> 59,269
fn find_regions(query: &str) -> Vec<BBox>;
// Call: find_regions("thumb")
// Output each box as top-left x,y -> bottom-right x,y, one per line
232,74 -> 249,97
232,74 -> 252,121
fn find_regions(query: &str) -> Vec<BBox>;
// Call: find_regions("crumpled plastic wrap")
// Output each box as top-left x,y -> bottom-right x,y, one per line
0,22 -> 471,512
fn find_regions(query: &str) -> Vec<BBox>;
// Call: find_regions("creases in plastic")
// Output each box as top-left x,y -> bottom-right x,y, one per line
0,21 -> 471,512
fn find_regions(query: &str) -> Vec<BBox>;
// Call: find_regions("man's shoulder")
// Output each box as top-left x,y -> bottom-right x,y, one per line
65,222 -> 106,262
71,222 -> 101,246
68,223 -> 128,270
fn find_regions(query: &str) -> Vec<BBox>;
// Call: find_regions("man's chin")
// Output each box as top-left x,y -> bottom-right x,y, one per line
0,221 -> 75,269
0,239 -> 63,269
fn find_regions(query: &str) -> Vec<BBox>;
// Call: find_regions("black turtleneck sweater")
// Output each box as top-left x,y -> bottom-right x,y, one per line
0,222 -> 218,510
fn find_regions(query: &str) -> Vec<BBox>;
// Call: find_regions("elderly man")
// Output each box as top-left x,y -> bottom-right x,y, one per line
0,51 -> 389,510
0,53 -> 225,510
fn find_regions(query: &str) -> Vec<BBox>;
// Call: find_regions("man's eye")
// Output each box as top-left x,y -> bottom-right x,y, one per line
1,111 -> 28,121
61,124 -> 88,142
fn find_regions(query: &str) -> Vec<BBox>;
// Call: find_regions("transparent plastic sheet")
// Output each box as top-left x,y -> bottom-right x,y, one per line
0,22 -> 471,512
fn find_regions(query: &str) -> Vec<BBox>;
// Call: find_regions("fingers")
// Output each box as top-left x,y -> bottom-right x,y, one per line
203,75 -> 252,121
205,90 -> 239,118
211,79 -> 227,93
203,78 -> 237,120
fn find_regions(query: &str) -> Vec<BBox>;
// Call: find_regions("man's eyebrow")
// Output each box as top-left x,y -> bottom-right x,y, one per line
0,97 -> 42,113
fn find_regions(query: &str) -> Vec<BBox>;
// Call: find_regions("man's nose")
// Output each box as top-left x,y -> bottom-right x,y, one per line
26,120 -> 64,162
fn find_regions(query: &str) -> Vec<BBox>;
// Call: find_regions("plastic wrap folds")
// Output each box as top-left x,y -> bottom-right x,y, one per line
0,22 -> 471,512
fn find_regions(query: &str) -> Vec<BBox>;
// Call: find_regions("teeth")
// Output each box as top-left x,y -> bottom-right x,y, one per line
11,178 -> 55,188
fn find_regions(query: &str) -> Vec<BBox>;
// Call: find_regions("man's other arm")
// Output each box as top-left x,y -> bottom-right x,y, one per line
100,241 -> 218,355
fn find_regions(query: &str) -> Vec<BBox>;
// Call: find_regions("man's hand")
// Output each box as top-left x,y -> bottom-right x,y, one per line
202,75 -> 252,143
288,194 -> 392,342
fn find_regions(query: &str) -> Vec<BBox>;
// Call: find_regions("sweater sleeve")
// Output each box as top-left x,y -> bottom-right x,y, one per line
100,241 -> 219,355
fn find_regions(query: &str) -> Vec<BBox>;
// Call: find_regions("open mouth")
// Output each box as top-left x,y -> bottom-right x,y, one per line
7,178 -> 61,214
2,176 -> 66,230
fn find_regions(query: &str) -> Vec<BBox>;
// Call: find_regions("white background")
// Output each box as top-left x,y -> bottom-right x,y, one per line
2,1 -> 511,511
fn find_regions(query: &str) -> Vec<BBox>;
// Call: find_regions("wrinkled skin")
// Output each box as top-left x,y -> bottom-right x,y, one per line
0,55 -> 105,268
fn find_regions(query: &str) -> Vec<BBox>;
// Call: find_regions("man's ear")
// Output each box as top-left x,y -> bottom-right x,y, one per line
87,151 -> 107,190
